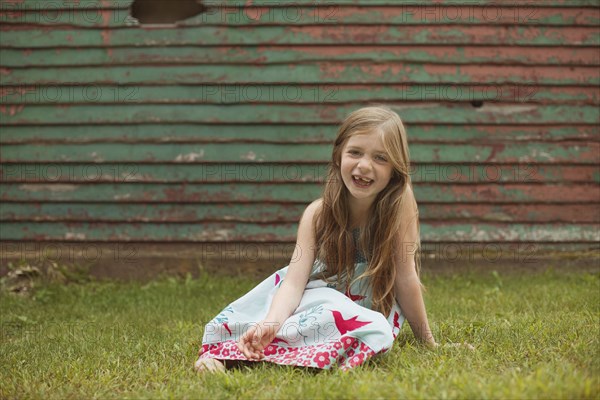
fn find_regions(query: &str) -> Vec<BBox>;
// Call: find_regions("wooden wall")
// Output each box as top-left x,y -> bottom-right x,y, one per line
1,0 -> 599,276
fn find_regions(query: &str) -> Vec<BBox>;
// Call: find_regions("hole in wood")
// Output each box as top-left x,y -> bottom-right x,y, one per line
131,0 -> 206,24
470,100 -> 484,108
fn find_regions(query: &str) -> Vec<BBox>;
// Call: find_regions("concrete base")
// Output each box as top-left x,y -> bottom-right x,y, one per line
1,241 -> 598,282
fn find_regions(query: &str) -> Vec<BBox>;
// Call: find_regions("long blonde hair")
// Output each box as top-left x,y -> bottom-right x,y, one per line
312,105 -> 422,317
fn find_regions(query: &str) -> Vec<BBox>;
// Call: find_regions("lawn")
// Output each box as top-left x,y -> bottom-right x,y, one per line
1,265 -> 598,399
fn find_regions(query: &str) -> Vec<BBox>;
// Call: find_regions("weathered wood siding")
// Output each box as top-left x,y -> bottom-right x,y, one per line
1,0 -> 599,273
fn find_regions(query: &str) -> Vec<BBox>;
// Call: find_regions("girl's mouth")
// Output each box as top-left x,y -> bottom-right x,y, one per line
352,175 -> 373,188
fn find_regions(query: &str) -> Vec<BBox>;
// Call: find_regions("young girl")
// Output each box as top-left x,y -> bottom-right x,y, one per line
195,105 -> 437,373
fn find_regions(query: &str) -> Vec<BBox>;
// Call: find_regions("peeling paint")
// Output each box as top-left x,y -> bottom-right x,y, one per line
89,152 -> 105,162
0,104 -> 25,116
478,104 -> 538,115
19,184 -> 77,192
528,148 -> 555,162
395,103 -> 438,111
241,151 -> 257,161
65,232 -> 86,240
99,0 -> 114,57
0,86 -> 33,98
175,151 -> 204,162
194,228 -> 232,241
320,62 -> 346,79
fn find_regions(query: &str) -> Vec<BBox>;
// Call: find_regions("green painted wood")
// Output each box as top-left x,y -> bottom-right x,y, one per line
0,8 -> 132,27
0,163 -> 331,183
5,0 -> 131,10
2,164 -> 596,183
0,203 -> 306,222
409,222 -> 600,242
1,221 -> 598,242
2,142 -> 598,164
3,6 -> 598,27
180,6 -> 600,26
2,104 -> 599,125
2,183 -> 598,203
236,0 -> 600,6
1,26 -> 598,48
2,46 -> 599,67
2,84 -> 597,105
0,221 -> 294,242
1,125 -> 596,144
2,1 -> 599,251
421,204 -> 600,224
3,64 -> 598,86
2,203 -> 598,224
9,0 -> 600,9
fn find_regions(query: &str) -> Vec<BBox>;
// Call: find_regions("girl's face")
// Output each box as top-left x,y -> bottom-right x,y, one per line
339,131 -> 394,208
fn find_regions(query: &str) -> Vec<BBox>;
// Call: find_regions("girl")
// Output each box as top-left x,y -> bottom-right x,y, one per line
195,105 -> 437,373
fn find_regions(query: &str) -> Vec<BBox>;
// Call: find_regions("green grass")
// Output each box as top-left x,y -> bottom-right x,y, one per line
1,267 -> 598,399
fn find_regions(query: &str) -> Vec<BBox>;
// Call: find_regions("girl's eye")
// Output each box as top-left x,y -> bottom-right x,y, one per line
376,155 -> 387,161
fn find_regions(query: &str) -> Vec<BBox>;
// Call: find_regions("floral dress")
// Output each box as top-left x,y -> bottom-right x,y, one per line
198,228 -> 405,370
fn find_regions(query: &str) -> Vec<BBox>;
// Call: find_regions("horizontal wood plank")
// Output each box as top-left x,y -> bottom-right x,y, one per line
3,64 -> 598,86
2,6 -> 599,27
1,84 -> 598,105
1,125 -> 597,144
2,203 -> 598,223
7,0 -> 599,9
1,221 -> 597,242
2,142 -> 598,164
2,46 -> 600,67
1,26 -> 598,47
1,104 -> 599,125
1,183 -> 598,203
2,164 -> 596,183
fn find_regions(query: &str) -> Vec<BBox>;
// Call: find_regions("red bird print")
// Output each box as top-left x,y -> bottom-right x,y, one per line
331,310 -> 371,335
223,322 -> 232,336
345,286 -> 366,302
393,312 -> 401,330
392,311 -> 401,339
275,273 -> 281,286
271,337 -> 289,345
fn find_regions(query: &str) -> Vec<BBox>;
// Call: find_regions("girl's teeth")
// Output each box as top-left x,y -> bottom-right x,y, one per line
353,176 -> 372,186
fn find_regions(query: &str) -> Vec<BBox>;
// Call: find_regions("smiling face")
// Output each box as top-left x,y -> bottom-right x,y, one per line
339,130 -> 394,213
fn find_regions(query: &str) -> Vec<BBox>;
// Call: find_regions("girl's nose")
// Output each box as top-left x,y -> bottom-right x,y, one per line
357,157 -> 372,171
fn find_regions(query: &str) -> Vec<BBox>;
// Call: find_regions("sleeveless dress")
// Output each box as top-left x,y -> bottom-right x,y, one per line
198,228 -> 405,370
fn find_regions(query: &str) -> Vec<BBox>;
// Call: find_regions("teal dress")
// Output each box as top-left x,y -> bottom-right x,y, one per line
198,228 -> 405,370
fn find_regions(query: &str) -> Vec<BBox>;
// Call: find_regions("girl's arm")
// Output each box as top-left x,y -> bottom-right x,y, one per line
238,198 -> 322,360
394,186 -> 437,347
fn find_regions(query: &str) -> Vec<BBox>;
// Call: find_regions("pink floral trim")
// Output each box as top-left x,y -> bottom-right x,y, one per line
199,335 -> 380,371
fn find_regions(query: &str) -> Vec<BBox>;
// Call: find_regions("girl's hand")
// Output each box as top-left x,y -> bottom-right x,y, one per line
237,321 -> 280,361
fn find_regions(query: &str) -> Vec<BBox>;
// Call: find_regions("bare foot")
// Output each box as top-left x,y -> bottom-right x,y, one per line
194,357 -> 226,374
